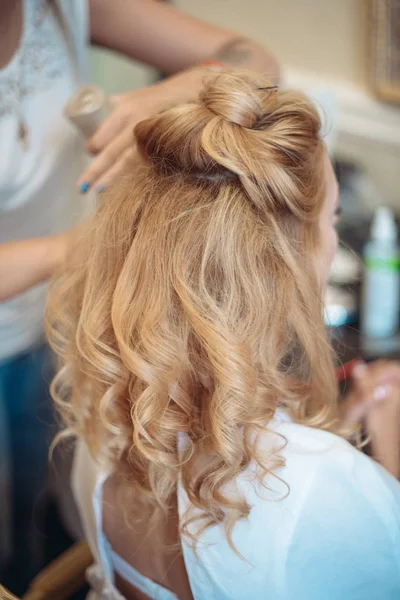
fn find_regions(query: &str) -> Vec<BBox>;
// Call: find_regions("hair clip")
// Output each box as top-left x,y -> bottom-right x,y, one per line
258,86 -> 278,92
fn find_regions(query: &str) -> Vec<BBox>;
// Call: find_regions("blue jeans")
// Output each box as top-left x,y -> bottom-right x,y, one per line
0,344 -> 55,594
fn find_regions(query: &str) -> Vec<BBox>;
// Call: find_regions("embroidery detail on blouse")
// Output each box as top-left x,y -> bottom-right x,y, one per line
0,0 -> 71,120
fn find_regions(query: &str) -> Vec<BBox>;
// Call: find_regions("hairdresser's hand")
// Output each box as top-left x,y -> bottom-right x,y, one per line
340,360 -> 400,426
76,68 -> 208,194
76,89 -> 151,194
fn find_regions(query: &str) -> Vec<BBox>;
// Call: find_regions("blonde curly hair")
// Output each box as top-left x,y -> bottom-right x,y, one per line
46,69 -> 340,547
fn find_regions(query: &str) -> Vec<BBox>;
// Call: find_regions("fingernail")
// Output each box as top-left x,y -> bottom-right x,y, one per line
352,363 -> 368,379
96,184 -> 105,194
373,385 -> 390,403
80,182 -> 90,194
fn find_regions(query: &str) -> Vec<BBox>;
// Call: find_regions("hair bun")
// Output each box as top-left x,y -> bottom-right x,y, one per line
134,68 -> 321,213
200,70 -> 273,129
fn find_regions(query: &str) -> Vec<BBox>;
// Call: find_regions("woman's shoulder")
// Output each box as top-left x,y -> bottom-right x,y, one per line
265,415 -> 400,516
264,418 -> 400,596
211,417 -> 400,598
246,415 -> 400,564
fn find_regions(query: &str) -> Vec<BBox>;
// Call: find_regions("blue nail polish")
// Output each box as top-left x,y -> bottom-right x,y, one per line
80,182 -> 90,194
96,184 -> 105,194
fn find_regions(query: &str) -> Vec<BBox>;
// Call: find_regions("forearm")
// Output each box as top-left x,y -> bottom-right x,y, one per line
90,0 -> 279,81
139,38 -> 278,115
0,235 -> 66,302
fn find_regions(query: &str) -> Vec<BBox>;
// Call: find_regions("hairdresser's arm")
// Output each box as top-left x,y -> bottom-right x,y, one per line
78,0 -> 278,192
0,235 -> 67,302
89,0 -> 278,78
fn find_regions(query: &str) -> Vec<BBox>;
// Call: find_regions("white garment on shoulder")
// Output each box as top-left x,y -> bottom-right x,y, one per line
73,417 -> 400,600
0,0 -> 89,361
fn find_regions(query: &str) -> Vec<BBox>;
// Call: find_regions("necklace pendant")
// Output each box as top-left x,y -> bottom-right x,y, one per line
18,119 -> 29,151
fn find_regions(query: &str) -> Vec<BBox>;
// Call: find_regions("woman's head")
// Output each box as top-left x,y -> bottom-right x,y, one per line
46,69 -> 340,542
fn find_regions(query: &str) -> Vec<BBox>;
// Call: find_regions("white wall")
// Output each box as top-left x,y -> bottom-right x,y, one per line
174,0 -> 367,88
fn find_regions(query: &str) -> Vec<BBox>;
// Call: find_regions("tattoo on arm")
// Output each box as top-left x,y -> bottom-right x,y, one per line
214,37 -> 255,66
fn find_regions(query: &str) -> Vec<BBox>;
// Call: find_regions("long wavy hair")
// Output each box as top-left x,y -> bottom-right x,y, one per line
46,69 -> 340,546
